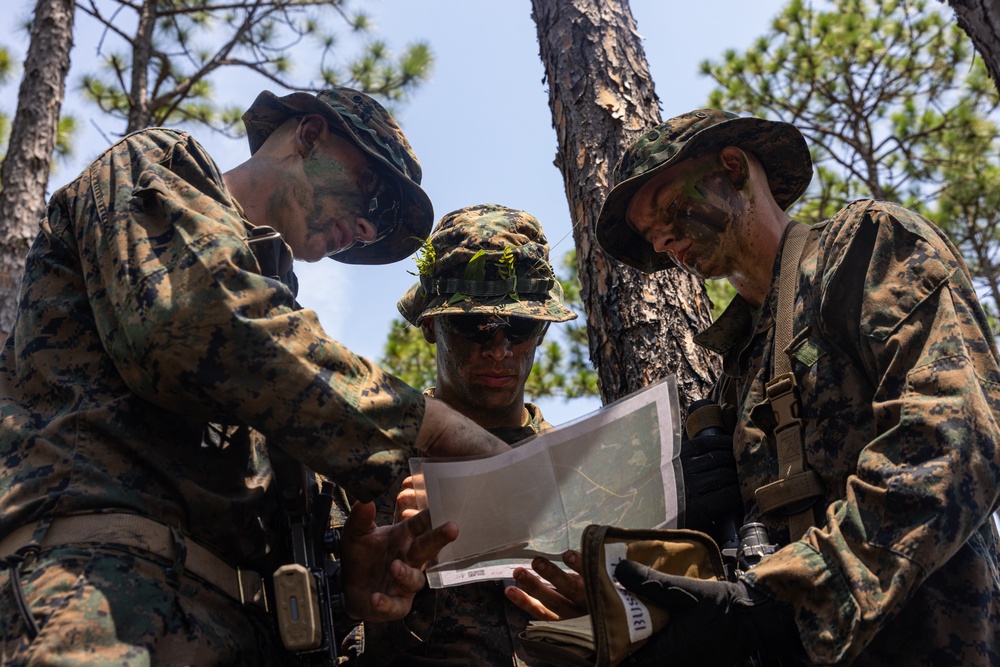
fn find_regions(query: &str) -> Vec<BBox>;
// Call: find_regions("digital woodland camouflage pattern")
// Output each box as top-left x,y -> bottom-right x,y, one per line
595,109 -> 813,273
694,200 -> 1000,665
345,206 -> 572,665
242,88 -> 434,265
357,400 -> 552,667
397,204 -> 577,325
0,546 -> 284,665
0,128 -> 426,659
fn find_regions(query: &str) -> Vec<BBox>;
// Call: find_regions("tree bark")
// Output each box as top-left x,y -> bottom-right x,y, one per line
0,0 -> 74,340
531,0 -> 718,409
945,0 -> 1000,89
126,0 -> 157,133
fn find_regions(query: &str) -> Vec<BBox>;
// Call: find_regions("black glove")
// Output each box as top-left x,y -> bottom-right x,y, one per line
615,560 -> 803,667
680,432 -> 742,540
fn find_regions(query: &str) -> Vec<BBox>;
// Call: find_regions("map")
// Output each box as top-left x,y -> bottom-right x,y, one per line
409,376 -> 682,588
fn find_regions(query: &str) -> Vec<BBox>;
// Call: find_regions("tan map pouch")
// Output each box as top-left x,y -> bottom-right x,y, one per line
518,525 -> 725,667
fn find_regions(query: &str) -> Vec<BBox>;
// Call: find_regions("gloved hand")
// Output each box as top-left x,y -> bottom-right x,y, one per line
614,560 -> 803,667
680,431 -> 742,541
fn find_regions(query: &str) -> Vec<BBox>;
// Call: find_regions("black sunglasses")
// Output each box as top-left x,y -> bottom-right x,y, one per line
440,314 -> 548,345
359,170 -> 401,247
326,125 -> 401,246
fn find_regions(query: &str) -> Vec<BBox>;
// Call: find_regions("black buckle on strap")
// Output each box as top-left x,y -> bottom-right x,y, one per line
247,226 -> 293,280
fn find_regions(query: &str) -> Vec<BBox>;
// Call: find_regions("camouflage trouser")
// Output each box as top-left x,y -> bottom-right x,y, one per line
0,545 -> 290,666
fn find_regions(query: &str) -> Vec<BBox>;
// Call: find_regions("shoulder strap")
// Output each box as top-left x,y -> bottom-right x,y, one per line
774,222 -> 810,370
754,222 -> 824,541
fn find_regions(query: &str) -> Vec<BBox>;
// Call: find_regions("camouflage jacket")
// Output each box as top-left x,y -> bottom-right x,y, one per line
696,200 -> 1000,665
357,400 -> 551,667
0,129 -> 425,564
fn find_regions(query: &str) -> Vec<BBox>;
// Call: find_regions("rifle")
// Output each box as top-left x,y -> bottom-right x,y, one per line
269,444 -> 345,664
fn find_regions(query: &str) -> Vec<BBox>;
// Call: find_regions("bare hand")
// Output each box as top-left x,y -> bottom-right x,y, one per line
340,500 -> 458,621
394,476 -> 421,523
505,549 -> 587,621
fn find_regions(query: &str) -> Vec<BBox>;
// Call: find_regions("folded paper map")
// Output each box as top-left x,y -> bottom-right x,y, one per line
408,376 -> 683,588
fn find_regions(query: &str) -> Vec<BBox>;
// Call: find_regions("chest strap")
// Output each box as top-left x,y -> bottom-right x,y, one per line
753,222 -> 824,541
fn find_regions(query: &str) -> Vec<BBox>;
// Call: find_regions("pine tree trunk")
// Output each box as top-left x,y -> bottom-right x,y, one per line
531,0 -> 719,408
946,0 -> 1000,89
0,0 -> 74,340
126,0 -> 157,133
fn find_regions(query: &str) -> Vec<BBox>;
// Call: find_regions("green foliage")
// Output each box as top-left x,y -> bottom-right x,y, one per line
76,0 -> 435,135
497,246 -> 515,280
446,249 -> 485,305
0,46 -> 13,84
704,0 -> 998,218
922,112 -> 1000,331
54,115 -> 77,163
380,319 -> 436,390
0,45 -> 12,151
702,0 -> 1000,332
413,236 -> 436,277
705,279 -> 737,321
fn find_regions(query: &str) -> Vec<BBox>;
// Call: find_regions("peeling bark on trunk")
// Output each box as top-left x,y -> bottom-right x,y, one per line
0,0 -> 74,340
945,0 -> 1000,89
531,0 -> 718,409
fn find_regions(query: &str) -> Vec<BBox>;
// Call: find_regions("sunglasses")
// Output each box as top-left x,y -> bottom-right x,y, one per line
326,125 -> 401,247
440,314 -> 548,345
358,170 -> 401,247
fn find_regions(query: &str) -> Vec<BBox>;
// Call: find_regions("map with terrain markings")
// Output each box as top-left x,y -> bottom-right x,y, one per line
412,378 -> 681,588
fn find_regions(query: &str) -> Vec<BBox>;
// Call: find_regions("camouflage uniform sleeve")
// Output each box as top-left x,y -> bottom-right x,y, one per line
62,129 -> 424,500
743,203 -> 1000,663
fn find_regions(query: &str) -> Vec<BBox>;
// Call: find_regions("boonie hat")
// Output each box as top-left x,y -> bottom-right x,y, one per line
397,204 -> 578,325
242,88 -> 434,265
596,109 -> 813,273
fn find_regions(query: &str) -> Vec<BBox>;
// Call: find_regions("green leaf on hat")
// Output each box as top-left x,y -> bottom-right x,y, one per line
464,249 -> 487,282
497,246 -> 515,280
415,237 -> 436,277
497,246 -> 519,302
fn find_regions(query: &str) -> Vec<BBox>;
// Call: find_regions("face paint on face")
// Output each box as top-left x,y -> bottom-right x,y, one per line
272,134 -> 382,262
264,174 -> 311,248
429,317 -> 543,430
304,150 -> 369,243
628,153 -> 750,279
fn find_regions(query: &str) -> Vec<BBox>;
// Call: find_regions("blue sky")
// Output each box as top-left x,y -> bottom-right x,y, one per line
0,0 -> 788,425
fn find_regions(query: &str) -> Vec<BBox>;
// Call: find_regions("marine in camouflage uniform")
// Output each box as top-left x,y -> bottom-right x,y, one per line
0,89 -> 508,665
353,204 -> 577,666
594,110 -> 1000,665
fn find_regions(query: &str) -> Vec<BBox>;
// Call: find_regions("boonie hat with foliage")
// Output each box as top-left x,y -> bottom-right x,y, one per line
397,204 -> 578,325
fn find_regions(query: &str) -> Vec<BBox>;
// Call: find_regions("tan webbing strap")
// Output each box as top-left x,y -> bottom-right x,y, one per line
755,375 -> 825,513
0,513 -> 263,605
685,402 -> 725,439
753,222 -> 822,541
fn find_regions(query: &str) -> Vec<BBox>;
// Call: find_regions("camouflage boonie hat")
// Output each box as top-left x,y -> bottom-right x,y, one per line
596,109 -> 813,273
242,88 -> 434,265
397,204 -> 578,325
